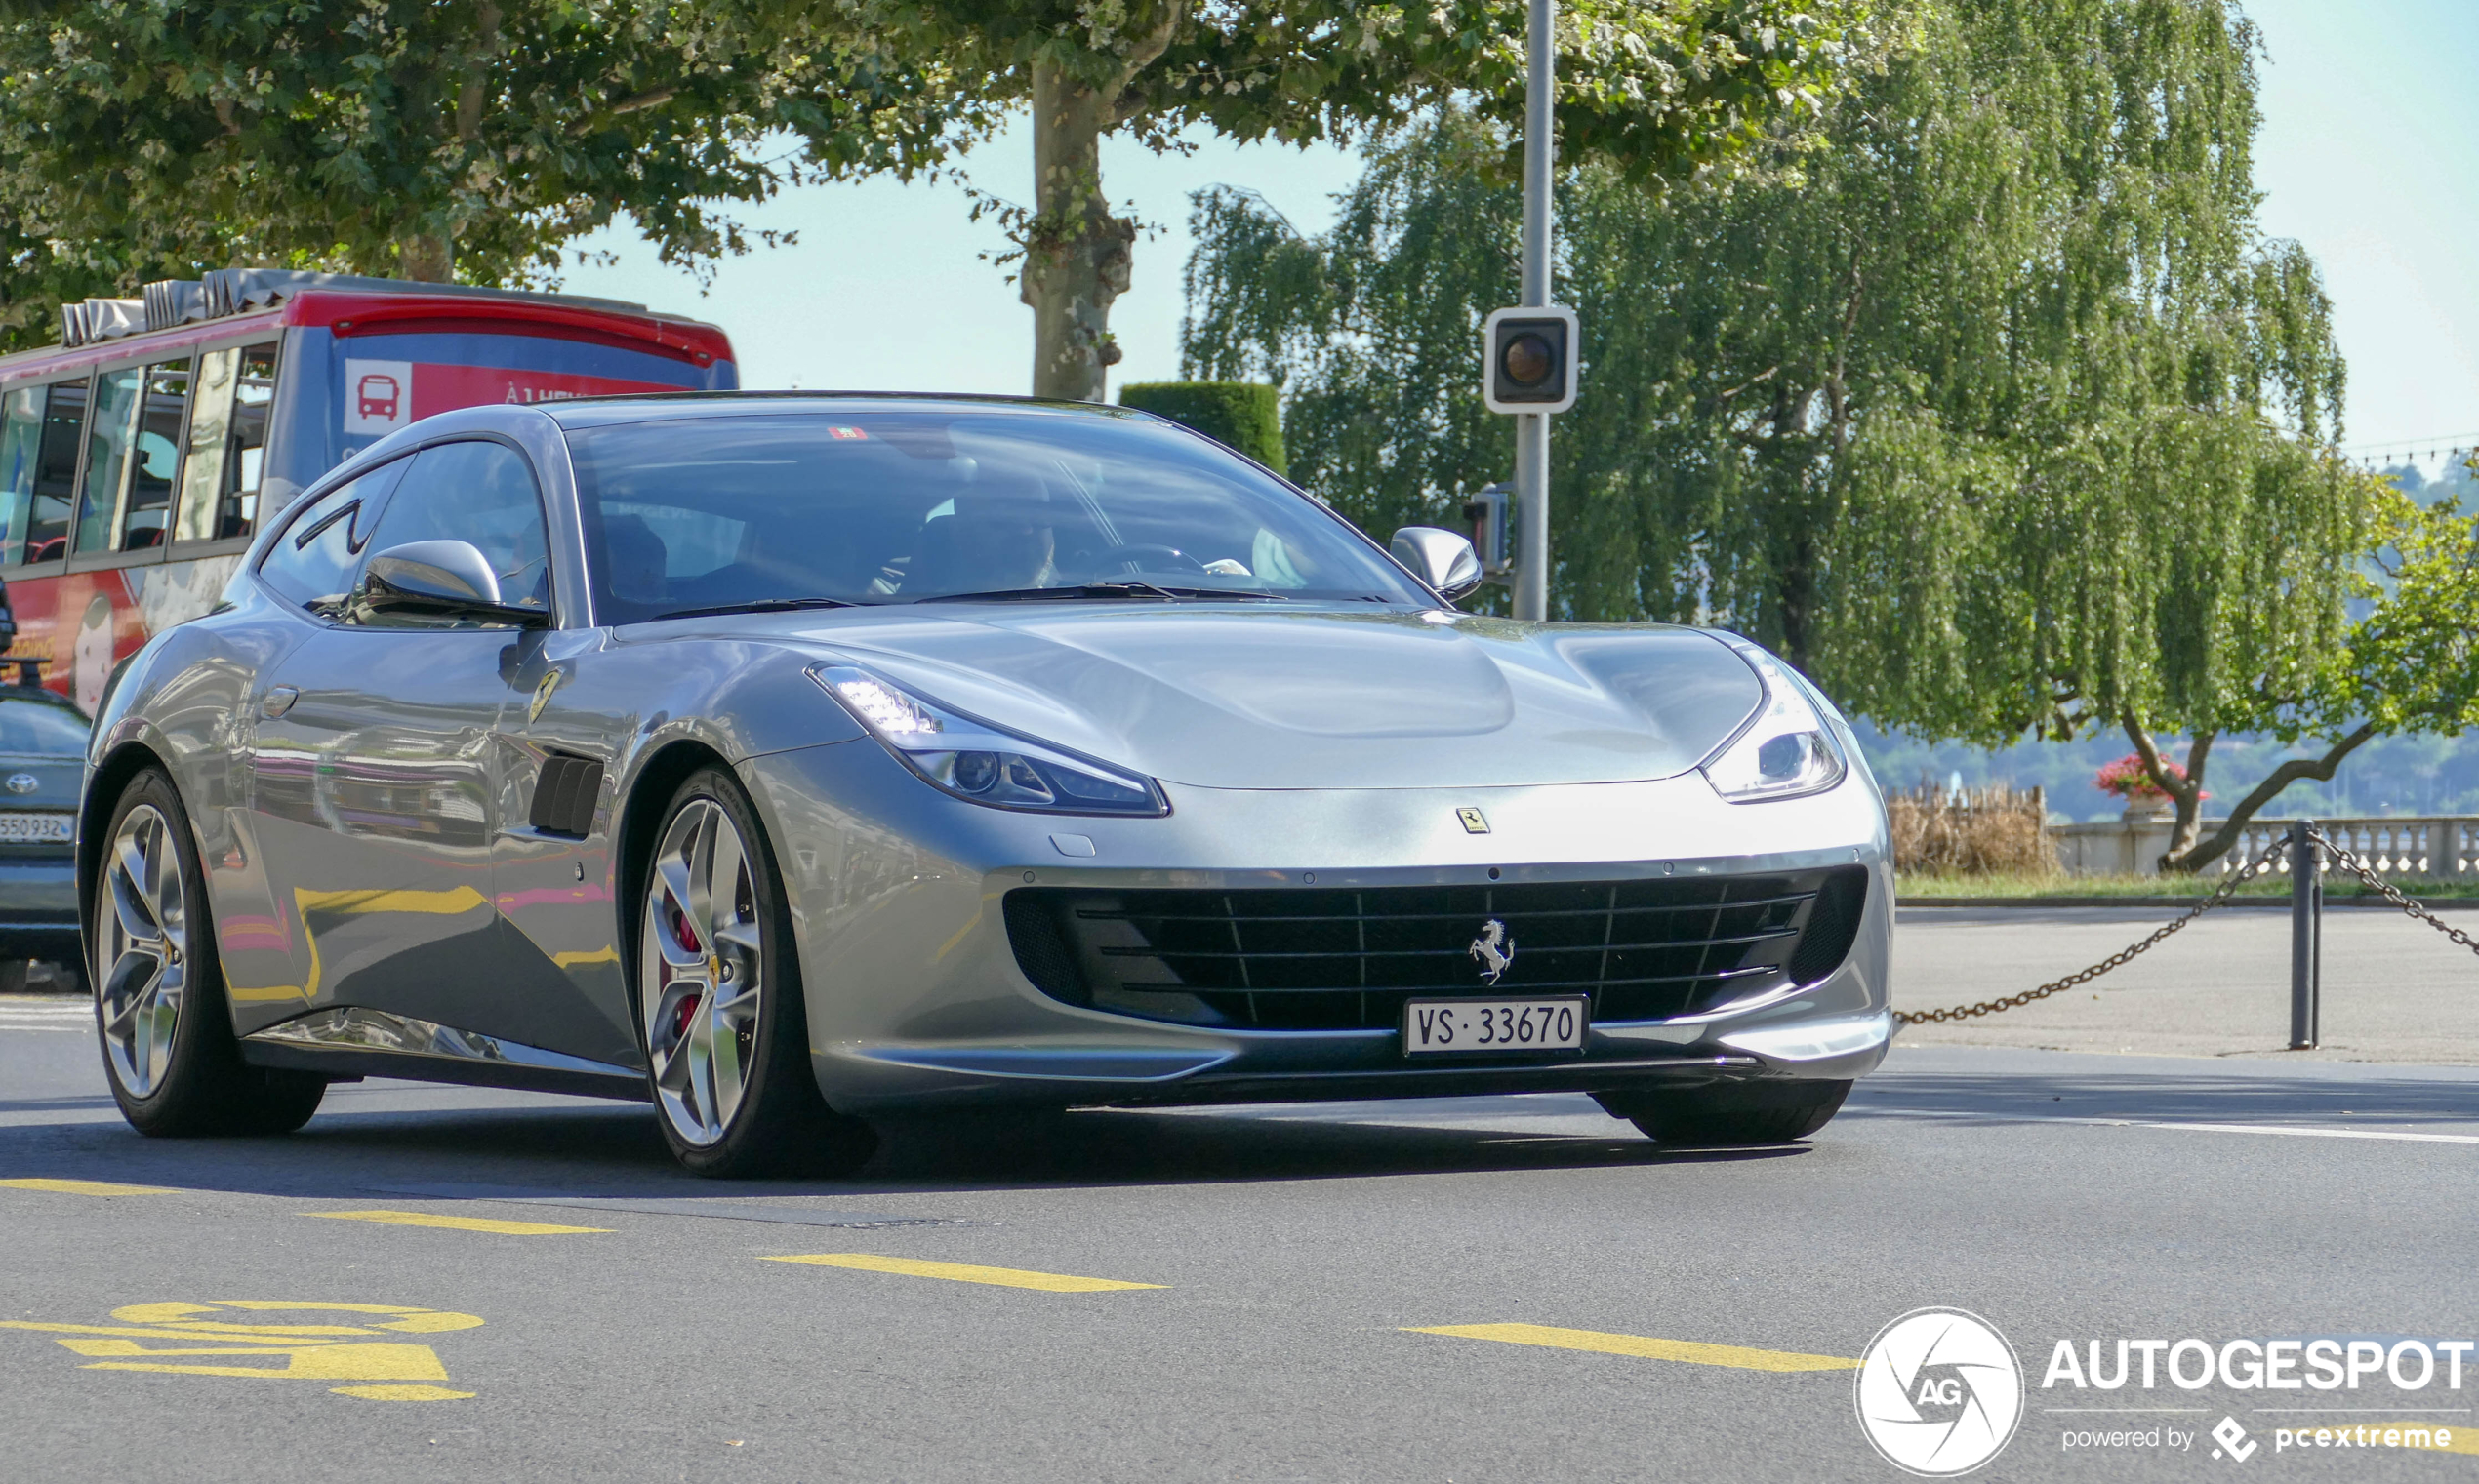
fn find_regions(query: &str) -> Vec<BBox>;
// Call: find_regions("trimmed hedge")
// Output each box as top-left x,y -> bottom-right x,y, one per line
1118,381 -> 1286,475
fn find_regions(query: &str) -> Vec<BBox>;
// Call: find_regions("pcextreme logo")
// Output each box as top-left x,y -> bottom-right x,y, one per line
1855,1307 -> 2025,1476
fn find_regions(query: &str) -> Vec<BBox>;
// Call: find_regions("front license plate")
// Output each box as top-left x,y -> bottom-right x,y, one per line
0,812 -> 71,844
1402,996 -> 1588,1055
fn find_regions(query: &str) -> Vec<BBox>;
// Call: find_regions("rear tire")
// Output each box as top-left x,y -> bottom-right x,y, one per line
634,766 -> 876,1179
1597,1079 -> 1851,1145
93,768 -> 325,1137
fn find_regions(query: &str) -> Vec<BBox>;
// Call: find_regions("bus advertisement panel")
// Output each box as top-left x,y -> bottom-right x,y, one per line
0,275 -> 737,710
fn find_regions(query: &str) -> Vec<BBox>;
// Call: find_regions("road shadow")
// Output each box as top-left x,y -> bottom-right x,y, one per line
1847,1062 -> 2479,1128
0,1092 -> 1806,1206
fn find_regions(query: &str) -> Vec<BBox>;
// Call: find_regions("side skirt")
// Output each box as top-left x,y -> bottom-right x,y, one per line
239,1005 -> 649,1103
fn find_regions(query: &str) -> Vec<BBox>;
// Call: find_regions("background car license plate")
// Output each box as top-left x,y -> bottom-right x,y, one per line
0,812 -> 71,844
1402,996 -> 1587,1055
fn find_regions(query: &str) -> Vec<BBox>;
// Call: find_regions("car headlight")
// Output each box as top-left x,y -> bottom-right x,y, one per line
808,664 -> 1167,817
1700,648 -> 1848,803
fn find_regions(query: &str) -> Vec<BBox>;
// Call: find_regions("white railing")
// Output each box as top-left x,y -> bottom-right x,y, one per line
2051,817 -> 2479,879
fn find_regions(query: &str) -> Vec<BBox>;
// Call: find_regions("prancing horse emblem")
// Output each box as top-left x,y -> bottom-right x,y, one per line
1468,918 -> 1515,985
528,669 -> 560,724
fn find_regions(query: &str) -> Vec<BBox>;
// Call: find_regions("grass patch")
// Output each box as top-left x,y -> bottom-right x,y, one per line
1898,871 -> 2479,901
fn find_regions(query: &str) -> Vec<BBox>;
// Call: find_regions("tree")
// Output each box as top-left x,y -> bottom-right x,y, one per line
2134,481 -> 2479,870
1185,0 -> 2384,869
790,0 -> 1885,400
0,0 -> 982,332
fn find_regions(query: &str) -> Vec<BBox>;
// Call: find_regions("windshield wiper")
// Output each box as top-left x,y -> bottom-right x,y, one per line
915,582 -> 1292,604
650,596 -> 864,621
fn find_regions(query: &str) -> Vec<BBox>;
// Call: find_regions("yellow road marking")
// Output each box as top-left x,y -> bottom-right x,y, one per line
2,1300 -> 484,1401
311,1209 -> 609,1236
2404,1425 -> 2479,1457
763,1253 -> 1162,1292
0,1178 -> 174,1197
1408,1323 -> 1859,1373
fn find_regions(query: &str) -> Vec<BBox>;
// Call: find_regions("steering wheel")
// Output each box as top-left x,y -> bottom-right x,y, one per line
1082,543 -> 1207,577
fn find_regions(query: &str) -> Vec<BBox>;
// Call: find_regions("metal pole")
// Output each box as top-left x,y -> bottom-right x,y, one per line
2290,820 -> 2320,1050
1511,0 -> 1555,622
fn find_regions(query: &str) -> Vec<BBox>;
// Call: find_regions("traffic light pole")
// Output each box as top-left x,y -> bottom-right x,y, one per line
1512,0 -> 1555,622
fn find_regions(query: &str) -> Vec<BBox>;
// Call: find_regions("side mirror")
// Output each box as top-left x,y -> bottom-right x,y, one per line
1389,526 -> 1485,603
359,541 -> 547,627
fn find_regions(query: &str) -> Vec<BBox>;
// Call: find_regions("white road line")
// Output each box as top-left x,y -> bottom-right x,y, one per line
1868,1106 -> 2479,1145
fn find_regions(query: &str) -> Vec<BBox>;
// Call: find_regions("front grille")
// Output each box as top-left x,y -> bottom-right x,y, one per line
1004,867 -> 1868,1031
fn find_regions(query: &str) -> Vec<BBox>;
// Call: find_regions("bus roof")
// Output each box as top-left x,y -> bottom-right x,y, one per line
0,269 -> 732,387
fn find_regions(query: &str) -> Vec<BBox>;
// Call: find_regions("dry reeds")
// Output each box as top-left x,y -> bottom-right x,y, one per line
1887,780 -> 2055,876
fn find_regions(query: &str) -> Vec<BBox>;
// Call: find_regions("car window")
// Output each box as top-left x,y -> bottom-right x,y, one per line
256,460 -> 408,615
564,408 -> 1427,623
356,439 -> 551,622
0,697 -> 92,753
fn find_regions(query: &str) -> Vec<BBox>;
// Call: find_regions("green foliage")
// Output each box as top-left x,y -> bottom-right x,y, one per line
2345,486 -> 2479,738
0,1 -> 985,338
1118,381 -> 1286,473
797,0 -> 1884,167
1182,0 -> 2370,762
770,0 -> 1887,398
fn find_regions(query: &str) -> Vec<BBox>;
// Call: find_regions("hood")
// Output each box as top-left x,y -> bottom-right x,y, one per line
748,606 -> 1765,790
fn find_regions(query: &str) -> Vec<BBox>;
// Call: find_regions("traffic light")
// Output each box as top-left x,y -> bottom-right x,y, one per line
1482,306 -> 1578,414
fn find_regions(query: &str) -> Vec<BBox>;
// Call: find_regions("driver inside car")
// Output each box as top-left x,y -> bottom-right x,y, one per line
909,464 -> 1059,594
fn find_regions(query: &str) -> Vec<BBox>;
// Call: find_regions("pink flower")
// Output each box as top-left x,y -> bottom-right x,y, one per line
2094,754 -> 2208,802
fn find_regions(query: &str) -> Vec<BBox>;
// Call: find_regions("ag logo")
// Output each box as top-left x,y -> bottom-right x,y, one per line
1855,1307 -> 2023,1476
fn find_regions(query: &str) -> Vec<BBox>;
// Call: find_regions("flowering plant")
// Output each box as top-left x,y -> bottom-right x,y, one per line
2094,754 -> 2207,803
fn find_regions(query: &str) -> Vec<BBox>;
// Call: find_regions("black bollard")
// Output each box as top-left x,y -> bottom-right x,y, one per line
2290,820 -> 2320,1050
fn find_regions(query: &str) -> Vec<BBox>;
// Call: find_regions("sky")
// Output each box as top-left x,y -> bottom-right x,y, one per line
562,2 -> 2479,459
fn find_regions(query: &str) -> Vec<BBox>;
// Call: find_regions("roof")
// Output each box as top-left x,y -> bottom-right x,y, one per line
539,390 -> 1145,429
1,268 -> 732,380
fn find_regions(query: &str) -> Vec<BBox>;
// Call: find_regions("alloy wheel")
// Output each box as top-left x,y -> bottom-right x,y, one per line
641,797 -> 765,1146
98,803 -> 187,1099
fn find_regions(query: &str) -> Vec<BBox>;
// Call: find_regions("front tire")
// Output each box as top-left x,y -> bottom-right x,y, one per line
93,769 -> 325,1136
635,766 -> 876,1179
1597,1079 -> 1851,1145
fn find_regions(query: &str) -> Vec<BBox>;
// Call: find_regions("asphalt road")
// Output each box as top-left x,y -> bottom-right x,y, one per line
6,992 -> 2479,1482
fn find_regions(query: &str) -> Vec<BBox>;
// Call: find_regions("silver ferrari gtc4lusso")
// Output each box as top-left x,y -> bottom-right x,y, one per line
81,395 -> 1892,1176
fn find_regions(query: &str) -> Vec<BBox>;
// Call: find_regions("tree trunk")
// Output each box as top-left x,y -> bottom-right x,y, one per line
2123,717 -> 2214,864
2162,723 -> 2379,874
399,233 -> 455,283
1022,63 -> 1134,402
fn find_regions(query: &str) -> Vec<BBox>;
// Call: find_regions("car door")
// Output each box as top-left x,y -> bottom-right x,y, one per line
490,628 -> 643,1069
222,458 -> 408,1024
242,438 -> 561,1048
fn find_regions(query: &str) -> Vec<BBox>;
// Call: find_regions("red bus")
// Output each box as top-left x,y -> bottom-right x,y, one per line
0,269 -> 737,712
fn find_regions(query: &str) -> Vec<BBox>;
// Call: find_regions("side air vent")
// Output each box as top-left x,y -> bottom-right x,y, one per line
528,753 -> 605,838
1785,864 -> 1869,984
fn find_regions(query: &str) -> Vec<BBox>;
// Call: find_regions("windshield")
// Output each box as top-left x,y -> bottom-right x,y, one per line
0,697 -> 90,753
562,406 -> 1428,622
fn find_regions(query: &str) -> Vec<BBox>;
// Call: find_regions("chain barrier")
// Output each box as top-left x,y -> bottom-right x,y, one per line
1894,836 -> 2293,1025
2308,825 -> 2479,961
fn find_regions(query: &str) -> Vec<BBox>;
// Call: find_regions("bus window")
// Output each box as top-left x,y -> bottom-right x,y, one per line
0,387 -> 38,565
119,358 -> 190,550
24,381 -> 86,565
174,347 -> 236,544
221,343 -> 277,539
75,365 -> 143,555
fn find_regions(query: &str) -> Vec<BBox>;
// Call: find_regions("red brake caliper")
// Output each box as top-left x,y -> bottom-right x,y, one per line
671,903 -> 702,1038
